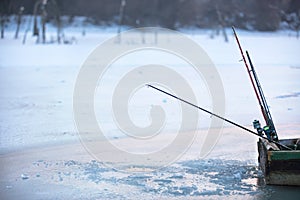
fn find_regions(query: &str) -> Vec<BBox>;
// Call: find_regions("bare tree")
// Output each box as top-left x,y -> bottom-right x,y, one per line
0,15 -> 5,39
215,3 -> 228,42
15,6 -> 24,39
117,0 -> 126,43
32,0 -> 61,44
0,0 -> 11,39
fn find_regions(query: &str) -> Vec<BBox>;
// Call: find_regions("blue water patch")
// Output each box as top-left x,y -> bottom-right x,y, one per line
35,159 -> 297,198
80,159 -> 264,196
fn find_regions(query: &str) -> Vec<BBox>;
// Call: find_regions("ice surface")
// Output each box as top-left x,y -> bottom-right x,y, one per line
1,24 -> 299,151
0,19 -> 300,199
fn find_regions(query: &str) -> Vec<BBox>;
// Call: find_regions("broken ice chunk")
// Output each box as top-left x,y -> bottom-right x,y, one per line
21,174 -> 29,180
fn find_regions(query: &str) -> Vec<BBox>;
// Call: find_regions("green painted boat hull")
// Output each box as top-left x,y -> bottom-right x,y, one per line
257,138 -> 300,186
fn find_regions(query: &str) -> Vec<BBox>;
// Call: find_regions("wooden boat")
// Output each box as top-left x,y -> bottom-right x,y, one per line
257,138 -> 300,186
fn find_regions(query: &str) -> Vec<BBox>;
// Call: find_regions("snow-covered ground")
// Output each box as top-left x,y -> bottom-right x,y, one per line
0,19 -> 300,199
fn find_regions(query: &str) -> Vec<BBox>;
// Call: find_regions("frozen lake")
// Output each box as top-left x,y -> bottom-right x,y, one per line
0,25 -> 300,199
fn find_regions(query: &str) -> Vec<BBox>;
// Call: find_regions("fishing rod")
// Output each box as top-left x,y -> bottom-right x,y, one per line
232,27 -> 268,125
246,51 -> 277,139
232,26 -> 278,141
146,84 -> 292,150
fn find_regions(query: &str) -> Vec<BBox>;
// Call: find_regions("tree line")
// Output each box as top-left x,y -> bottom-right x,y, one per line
1,0 -> 299,31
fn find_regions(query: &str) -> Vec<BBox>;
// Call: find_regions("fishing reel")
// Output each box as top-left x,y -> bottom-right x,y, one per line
253,120 -> 263,136
263,126 -> 278,141
253,120 -> 278,141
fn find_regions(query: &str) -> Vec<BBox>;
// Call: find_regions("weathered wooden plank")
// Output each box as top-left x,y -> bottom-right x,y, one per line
267,171 -> 300,186
268,150 -> 300,160
269,160 -> 300,171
